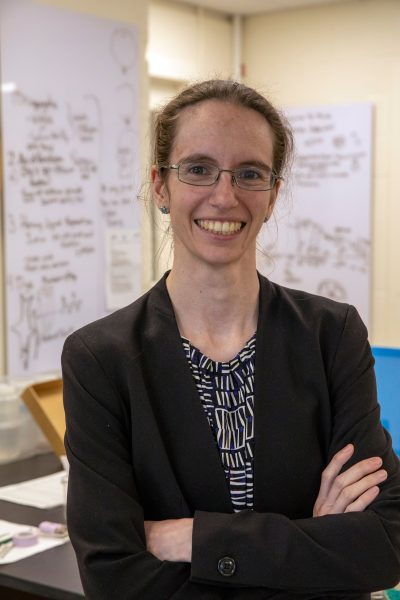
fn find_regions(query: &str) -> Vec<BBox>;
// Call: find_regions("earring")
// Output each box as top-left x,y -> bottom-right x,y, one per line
160,206 -> 169,215
264,216 -> 269,223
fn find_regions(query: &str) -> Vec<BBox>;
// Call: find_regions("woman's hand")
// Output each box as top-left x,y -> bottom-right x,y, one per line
144,518 -> 193,562
313,444 -> 388,517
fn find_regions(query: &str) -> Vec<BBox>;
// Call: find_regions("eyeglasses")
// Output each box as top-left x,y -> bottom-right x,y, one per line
160,160 -> 281,191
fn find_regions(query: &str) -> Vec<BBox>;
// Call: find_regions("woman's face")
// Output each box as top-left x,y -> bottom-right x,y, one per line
152,99 -> 280,273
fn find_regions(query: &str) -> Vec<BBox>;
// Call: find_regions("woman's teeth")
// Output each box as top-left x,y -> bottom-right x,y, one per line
196,220 -> 243,235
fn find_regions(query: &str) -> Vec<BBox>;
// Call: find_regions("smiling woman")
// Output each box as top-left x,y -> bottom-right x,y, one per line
62,80 -> 400,599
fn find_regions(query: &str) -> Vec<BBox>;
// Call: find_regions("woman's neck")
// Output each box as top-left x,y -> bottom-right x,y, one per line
166,263 -> 260,362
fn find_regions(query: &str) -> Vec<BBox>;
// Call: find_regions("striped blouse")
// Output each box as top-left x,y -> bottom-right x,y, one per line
182,334 -> 256,512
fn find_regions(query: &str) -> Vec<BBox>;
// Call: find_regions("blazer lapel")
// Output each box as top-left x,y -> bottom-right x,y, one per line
142,276 -> 232,514
253,276 -> 298,514
253,275 -> 325,517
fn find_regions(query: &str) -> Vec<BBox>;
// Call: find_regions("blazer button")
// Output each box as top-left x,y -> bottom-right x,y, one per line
217,556 -> 236,577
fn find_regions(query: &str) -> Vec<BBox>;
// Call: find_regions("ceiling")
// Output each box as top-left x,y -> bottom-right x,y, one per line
172,0 -> 353,16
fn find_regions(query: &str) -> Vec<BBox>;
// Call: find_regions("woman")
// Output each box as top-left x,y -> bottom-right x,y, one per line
62,80 -> 400,599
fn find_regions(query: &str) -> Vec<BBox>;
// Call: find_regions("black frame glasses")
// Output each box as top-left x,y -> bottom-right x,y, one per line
160,160 -> 281,191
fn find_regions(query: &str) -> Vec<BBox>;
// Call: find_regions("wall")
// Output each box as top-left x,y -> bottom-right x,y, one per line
0,0 -> 149,375
243,0 -> 400,346
148,0 -> 233,83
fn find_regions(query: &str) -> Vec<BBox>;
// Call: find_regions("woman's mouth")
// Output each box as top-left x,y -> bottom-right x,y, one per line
195,219 -> 244,235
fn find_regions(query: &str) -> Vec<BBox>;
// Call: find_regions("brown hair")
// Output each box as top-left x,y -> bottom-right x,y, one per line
152,79 -> 293,178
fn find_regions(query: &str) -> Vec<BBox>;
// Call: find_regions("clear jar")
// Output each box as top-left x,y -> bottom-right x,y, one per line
12,377 -> 52,458
0,383 -> 22,464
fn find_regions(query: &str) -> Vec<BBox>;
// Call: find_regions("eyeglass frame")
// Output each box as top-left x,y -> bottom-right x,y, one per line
158,161 -> 282,192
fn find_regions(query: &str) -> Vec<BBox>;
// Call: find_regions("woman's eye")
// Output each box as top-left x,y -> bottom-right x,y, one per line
238,168 -> 262,180
186,164 -> 210,176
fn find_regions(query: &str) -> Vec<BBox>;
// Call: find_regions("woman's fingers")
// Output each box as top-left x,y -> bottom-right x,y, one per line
316,444 -> 354,504
313,445 -> 387,517
344,485 -> 381,513
330,457 -> 383,496
327,468 -> 387,514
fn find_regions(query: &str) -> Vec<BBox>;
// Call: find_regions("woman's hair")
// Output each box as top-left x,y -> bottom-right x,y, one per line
152,79 -> 294,178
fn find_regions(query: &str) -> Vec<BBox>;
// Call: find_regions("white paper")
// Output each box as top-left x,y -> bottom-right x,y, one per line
0,519 -> 68,564
106,229 -> 141,310
0,471 -> 66,509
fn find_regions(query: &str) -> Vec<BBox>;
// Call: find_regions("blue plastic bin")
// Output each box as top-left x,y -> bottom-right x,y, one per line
372,347 -> 400,457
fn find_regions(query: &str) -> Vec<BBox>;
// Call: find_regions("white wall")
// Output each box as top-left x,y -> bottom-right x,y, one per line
148,0 -> 233,83
244,0 -> 400,346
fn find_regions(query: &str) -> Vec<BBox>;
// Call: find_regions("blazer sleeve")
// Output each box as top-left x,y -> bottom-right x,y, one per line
62,331 -> 196,600
191,305 -> 400,593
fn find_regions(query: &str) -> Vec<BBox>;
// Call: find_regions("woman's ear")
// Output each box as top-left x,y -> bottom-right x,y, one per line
265,178 -> 281,222
151,165 -> 168,209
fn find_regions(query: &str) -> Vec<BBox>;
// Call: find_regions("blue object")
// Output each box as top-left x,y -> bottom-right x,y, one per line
372,347 -> 400,457
384,590 -> 400,599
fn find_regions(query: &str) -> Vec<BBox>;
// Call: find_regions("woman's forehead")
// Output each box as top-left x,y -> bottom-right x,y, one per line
172,99 -> 274,160
176,98 -> 268,127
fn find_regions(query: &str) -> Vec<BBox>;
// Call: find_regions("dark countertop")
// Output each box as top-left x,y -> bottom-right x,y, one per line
0,453 -> 84,599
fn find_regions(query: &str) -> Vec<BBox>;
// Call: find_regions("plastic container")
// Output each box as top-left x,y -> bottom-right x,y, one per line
0,373 -> 59,464
0,383 -> 23,464
12,377 -> 52,458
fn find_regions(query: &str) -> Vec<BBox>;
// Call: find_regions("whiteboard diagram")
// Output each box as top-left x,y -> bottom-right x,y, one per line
1,2 -> 141,375
258,103 -> 372,325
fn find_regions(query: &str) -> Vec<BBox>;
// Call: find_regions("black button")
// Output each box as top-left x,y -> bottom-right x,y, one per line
217,556 -> 236,577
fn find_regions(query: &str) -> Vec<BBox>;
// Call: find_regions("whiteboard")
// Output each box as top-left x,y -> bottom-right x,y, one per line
0,1 -> 141,376
258,103 -> 372,326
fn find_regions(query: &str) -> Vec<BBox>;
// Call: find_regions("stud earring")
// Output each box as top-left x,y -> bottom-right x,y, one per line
160,206 -> 169,215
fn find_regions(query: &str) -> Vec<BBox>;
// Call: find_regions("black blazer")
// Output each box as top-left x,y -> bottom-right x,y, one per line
62,274 -> 400,600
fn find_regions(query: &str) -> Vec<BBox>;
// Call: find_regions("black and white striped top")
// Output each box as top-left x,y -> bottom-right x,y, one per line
182,334 -> 256,512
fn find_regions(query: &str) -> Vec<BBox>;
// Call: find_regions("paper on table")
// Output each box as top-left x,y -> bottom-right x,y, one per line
0,471 -> 66,509
0,519 -> 69,564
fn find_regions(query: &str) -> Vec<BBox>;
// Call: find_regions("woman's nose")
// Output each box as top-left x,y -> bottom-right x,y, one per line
208,171 -> 239,209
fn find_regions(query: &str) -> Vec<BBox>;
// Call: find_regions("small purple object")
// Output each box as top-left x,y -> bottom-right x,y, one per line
39,521 -> 68,537
12,529 -> 38,547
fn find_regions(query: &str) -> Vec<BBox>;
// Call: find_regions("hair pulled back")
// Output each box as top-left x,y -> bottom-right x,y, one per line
152,79 -> 293,178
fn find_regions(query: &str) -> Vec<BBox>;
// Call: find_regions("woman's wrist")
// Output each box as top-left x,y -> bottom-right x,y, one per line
144,518 -> 193,563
